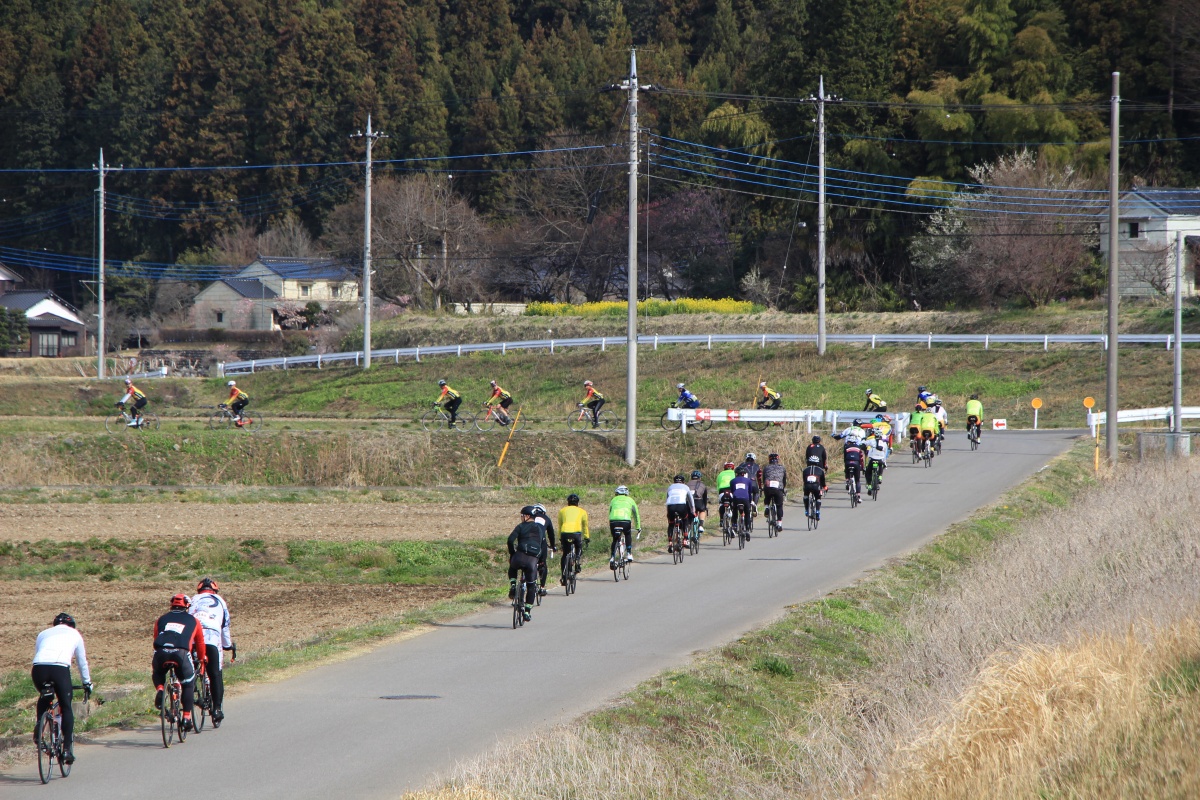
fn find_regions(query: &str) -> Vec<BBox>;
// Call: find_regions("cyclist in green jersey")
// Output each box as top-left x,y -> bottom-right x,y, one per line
608,486 -> 641,565
965,394 -> 984,440
715,460 -> 737,522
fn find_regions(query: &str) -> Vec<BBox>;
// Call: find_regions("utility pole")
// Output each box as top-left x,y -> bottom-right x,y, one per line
94,149 -> 121,378
1173,230 -> 1184,435
352,116 -> 387,369
1106,73 -> 1120,462
817,76 -> 827,356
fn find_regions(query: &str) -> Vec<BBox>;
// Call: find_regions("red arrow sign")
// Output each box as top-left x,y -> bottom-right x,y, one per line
727,409 -> 740,421
695,409 -> 711,421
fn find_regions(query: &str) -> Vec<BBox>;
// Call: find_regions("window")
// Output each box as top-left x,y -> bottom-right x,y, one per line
300,284 -> 311,298
61,332 -> 76,347
330,284 -> 341,298
38,333 -> 60,357
215,311 -> 224,323
1127,221 -> 1146,239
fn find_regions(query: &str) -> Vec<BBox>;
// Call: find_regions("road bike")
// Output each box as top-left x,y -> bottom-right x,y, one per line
106,404 -> 161,433
610,528 -> 637,581
803,488 -> 821,531
420,404 -> 473,432
719,497 -> 734,546
567,405 -> 617,432
191,654 -> 213,732
765,496 -> 781,537
659,402 -> 711,432
208,404 -> 265,432
934,431 -> 944,456
922,437 -> 934,467
847,472 -> 860,509
160,662 -> 187,748
561,538 -> 586,595
36,682 -> 88,783
866,460 -> 883,501
732,506 -> 748,549
512,577 -> 530,628
476,404 -> 525,433
968,418 -> 982,450
689,516 -> 701,555
668,512 -> 687,564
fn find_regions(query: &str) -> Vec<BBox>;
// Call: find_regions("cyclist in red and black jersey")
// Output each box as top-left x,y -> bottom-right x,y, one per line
152,593 -> 206,731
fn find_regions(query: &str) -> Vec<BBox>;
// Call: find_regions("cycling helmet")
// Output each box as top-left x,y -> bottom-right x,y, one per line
567,493 -> 580,505
691,470 -> 702,479
124,378 -> 132,385
865,388 -> 873,395
197,577 -> 219,593
227,380 -> 236,387
811,436 -> 821,444
932,397 -> 942,407
807,454 -> 821,464
490,380 -> 497,387
745,452 -> 756,461
768,453 -> 779,464
854,419 -> 865,426
735,465 -> 748,475
583,380 -> 593,386
438,379 -> 446,386
53,612 -> 76,628
532,503 -> 546,515
615,485 -> 629,496
520,505 -> 537,516
673,474 -> 686,483
759,381 -> 767,388
170,593 -> 189,609
970,393 -> 979,400
918,385 -> 927,392
676,383 -> 685,390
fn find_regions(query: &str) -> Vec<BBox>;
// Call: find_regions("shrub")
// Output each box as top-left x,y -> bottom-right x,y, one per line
525,298 -> 763,317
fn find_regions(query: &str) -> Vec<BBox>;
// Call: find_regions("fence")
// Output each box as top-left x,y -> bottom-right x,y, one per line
1086,406 -> 1200,437
666,407 -> 911,433
218,332 -> 1200,376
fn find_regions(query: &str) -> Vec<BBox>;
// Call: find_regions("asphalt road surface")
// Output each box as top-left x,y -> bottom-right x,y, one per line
2,430 -> 1078,798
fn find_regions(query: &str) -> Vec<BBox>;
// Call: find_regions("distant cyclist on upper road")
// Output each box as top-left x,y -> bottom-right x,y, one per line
557,494 -> 589,583
665,474 -> 697,550
756,382 -> 781,410
507,507 -> 543,622
579,380 -> 605,427
686,470 -> 709,533
32,613 -> 92,765
434,380 -> 462,427
189,577 -> 234,724
486,380 -> 514,425
863,388 -> 887,413
675,383 -> 701,409
966,394 -> 984,441
117,377 -> 148,427
608,485 -> 641,565
761,453 -> 787,524
222,380 -> 250,425
916,385 -> 935,409
152,593 -> 206,733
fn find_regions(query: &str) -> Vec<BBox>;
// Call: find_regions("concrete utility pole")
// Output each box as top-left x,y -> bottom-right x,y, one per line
817,76 -> 827,356
1173,230 -> 1185,434
352,116 -> 387,369
94,149 -> 121,378
1106,73 -> 1120,462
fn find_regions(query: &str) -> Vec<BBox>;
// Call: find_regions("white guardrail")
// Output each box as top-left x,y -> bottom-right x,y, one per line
103,366 -> 170,381
666,407 -> 911,433
1087,407 -> 1200,437
218,332 -> 1200,376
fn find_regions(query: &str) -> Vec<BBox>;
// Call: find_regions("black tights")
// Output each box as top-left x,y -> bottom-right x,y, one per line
31,664 -> 75,744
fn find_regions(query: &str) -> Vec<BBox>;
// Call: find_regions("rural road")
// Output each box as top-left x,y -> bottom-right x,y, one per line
2,430 -> 1078,798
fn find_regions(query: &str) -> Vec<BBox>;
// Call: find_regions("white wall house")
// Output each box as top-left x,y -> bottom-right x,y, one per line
192,256 -> 359,330
1098,188 -> 1200,297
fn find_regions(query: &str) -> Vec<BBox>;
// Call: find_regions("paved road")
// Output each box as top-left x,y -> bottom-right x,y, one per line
2,431 -> 1077,798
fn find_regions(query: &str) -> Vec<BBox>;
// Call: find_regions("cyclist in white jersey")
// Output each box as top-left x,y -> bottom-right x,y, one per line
189,578 -> 234,723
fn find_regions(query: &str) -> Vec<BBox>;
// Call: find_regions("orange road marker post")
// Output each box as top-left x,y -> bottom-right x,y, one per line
1083,396 -> 1097,472
1031,397 -> 1043,430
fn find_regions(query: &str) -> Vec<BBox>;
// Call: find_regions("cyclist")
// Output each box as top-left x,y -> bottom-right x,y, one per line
863,388 -> 887,413
872,414 -> 894,451
222,380 -> 250,425
910,404 -> 939,453
931,398 -> 948,445
802,457 -> 825,520
507,506 -> 543,622
152,593 -> 206,733
665,474 -> 696,551
608,485 -> 641,565
579,380 -> 605,427
529,503 -> 556,596
729,466 -> 755,535
675,383 -> 701,409
686,470 -> 709,533
557,494 -> 589,583
805,436 -> 828,493
916,385 -> 935,409
761,453 -> 787,524
864,432 -> 889,485
756,381 -> 782,410
833,420 -> 867,446
434,380 -> 462,426
715,461 -> 737,525
31,613 -> 92,765
189,577 -> 233,724
966,394 -> 984,441
116,377 -> 147,427
486,380 -> 514,425
740,452 -> 762,514
842,434 -> 865,502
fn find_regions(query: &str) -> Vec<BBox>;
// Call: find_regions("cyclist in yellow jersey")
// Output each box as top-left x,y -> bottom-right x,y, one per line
117,378 -> 148,426
557,494 -> 589,582
965,394 -> 984,441
434,380 -> 462,426
223,380 -> 250,425
486,380 -> 513,425
579,380 -> 605,427
756,382 -> 782,410
863,389 -> 887,413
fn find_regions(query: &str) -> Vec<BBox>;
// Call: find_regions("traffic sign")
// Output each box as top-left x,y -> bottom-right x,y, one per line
727,409 -> 740,421
695,409 -> 711,421
1031,397 -> 1043,409
1083,396 -> 1095,409
993,419 -> 1008,430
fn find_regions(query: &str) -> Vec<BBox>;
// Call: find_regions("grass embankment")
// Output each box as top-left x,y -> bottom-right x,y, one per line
408,443 -> 1200,799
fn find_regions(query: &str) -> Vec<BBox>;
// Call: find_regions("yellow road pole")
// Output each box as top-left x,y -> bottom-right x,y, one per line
496,406 -> 523,468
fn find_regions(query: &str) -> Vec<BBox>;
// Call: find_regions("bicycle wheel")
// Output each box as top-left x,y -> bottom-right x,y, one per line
160,671 -> 174,748
692,417 -> 712,432
567,411 -> 589,432
37,711 -> 55,783
670,526 -> 681,564
766,506 -> 776,537
566,556 -> 577,595
104,414 -> 127,434
690,522 -> 700,555
172,680 -> 187,743
512,588 -> 522,628
620,559 -> 629,580
475,411 -> 497,433
871,470 -> 880,500
242,412 -> 266,433
659,410 -> 678,431
207,411 -> 231,430
597,410 -> 618,431
137,413 -> 161,431
421,409 -> 447,432
194,672 -> 209,732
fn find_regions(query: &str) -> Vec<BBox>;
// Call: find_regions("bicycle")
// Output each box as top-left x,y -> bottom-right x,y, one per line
561,538 -> 586,596
719,497 -> 734,546
866,461 -> 883,500
160,661 -> 187,748
106,404 -> 160,433
765,497 -> 781,538
689,516 -> 701,555
611,528 -> 637,581
803,489 -> 821,530
36,682 -> 88,783
476,404 -> 525,433
922,437 -> 934,467
659,402 -> 711,432
567,405 -> 617,432
668,513 -> 687,564
968,419 -> 982,450
207,403 -> 265,432
847,473 -> 860,508
512,577 -> 529,628
420,403 -> 473,432
191,653 -> 212,732
734,506 -> 748,549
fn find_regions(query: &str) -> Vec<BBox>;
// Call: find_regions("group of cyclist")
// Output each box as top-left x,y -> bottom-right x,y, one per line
31,578 -> 235,764
434,379 -> 524,427
114,379 -> 251,426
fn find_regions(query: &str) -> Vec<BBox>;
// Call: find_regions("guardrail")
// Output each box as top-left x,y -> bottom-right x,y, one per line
1086,406 -> 1200,437
218,332 -> 1200,376
666,407 -> 911,433
102,366 -> 170,381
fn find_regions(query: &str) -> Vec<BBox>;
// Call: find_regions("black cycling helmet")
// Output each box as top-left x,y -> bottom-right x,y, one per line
673,474 -> 686,483
768,453 -> 779,464
854,419 -> 865,426
690,470 -> 702,479
970,393 -> 979,400
811,435 -> 821,444
53,612 -> 76,628
918,385 -> 927,392
735,465 -> 748,475
197,577 -> 219,593
567,493 -> 580,505
520,505 -> 536,516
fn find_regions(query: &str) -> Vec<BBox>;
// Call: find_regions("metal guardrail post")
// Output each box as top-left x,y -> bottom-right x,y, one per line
654,335 -> 658,350
550,339 -> 554,354
707,335 -> 712,350
601,337 -> 606,351
251,360 -> 256,373
928,333 -> 932,349
415,346 -> 420,363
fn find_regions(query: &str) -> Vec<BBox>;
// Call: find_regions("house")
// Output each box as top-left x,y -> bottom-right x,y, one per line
1098,188 -> 1200,297
191,256 -> 359,330
0,282 -> 90,357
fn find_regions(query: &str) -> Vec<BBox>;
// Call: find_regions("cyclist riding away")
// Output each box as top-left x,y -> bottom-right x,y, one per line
872,414 -> 894,451
730,466 -> 754,536
931,398 -> 948,444
676,383 -> 701,409
756,382 -> 782,410
966,394 -> 984,441
609,486 -> 641,565
189,578 -> 233,724
686,470 -> 709,533
557,494 -> 589,583
117,378 -> 147,426
762,453 -> 787,524
741,452 -> 762,514
842,434 -> 865,502
152,593 -> 206,732
910,404 -> 939,451
435,380 -> 462,426
665,474 -> 697,551
833,421 -> 867,446
507,507 -> 544,622
486,380 -> 514,425
863,388 -> 888,413
580,380 -> 605,427
715,461 -> 737,524
32,613 -> 92,765
529,503 -> 556,596
805,436 -> 828,493
223,380 -> 249,425
916,385 -> 935,409
802,457 -> 825,520
865,432 -> 889,488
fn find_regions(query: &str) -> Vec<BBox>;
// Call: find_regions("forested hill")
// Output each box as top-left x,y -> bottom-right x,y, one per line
1,0 -> 1197,311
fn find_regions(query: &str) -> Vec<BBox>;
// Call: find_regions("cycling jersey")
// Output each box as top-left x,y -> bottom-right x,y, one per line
507,520 -> 544,557
189,591 -> 232,650
917,390 -> 934,407
802,464 -> 825,491
805,443 -> 828,469
153,609 -> 206,664
558,505 -> 589,538
32,626 -> 91,683
740,460 -> 762,489
531,509 -> 556,551
488,386 -> 512,403
608,495 -> 641,527
665,483 -> 695,510
865,437 -> 889,462
583,386 -> 605,402
438,385 -> 461,402
715,468 -> 736,490
761,386 -> 780,401
864,394 -> 887,412
843,441 -> 864,468
686,479 -> 708,511
677,390 -> 700,409
913,411 -> 938,435
965,399 -> 984,421
761,463 -> 786,490
228,386 -> 249,403
836,425 -> 867,444
730,475 -> 753,501
120,384 -> 146,404
933,406 -> 948,427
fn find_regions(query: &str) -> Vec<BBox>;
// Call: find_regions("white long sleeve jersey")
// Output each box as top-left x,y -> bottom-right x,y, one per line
33,625 -> 91,683
866,438 -> 889,462
665,483 -> 695,510
933,406 -> 948,426
189,592 -> 232,649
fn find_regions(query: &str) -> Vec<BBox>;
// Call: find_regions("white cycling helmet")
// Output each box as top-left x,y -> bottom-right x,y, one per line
615,485 -> 629,495
124,378 -> 132,385
227,380 -> 236,387
759,381 -> 767,387
676,383 -> 685,390
584,380 -> 593,386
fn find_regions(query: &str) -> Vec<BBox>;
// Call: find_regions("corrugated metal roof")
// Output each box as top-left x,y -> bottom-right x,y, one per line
223,278 -> 279,299
256,256 -> 355,281
1129,188 -> 1200,216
